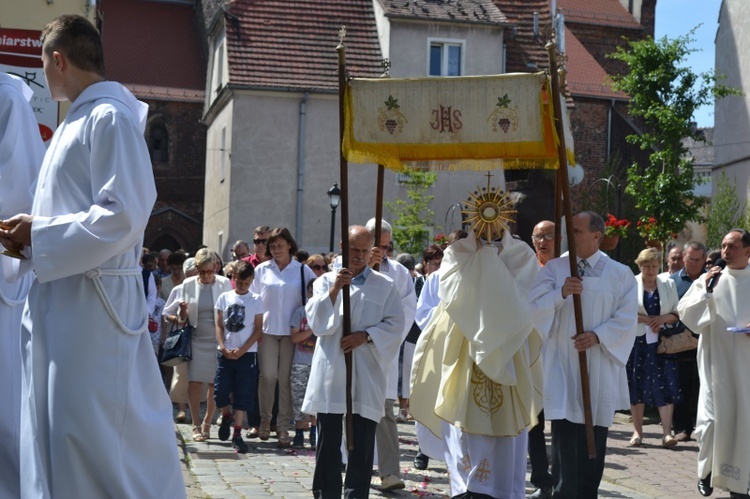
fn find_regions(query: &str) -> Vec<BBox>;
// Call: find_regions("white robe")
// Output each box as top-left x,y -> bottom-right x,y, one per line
528,251 -> 638,427
678,267 -> 750,495
0,73 -> 45,499
18,82 -> 185,498
302,269 -> 405,423
411,233 -> 543,498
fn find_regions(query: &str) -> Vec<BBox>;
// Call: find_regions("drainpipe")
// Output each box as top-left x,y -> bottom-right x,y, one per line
295,92 -> 309,244
608,99 -> 615,159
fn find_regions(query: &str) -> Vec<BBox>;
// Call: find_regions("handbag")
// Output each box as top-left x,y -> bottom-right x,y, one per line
656,328 -> 698,355
160,318 -> 193,366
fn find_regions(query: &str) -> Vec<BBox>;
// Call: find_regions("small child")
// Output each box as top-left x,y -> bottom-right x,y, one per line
290,279 -> 317,448
213,261 -> 264,453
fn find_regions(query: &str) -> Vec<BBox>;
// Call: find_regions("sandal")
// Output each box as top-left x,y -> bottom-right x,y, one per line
201,422 -> 211,440
662,435 -> 678,448
258,423 -> 271,441
278,430 -> 291,448
628,436 -> 642,447
193,425 -> 207,442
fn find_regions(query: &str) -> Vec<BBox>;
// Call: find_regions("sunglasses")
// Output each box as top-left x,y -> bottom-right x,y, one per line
311,264 -> 327,271
253,238 -> 268,245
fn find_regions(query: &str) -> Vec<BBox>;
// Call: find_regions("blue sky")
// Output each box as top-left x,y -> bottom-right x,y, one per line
655,0 -> 722,128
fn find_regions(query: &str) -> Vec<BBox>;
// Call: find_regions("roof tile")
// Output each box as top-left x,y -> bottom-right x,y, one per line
378,0 -> 507,25
558,0 -> 640,29
225,0 -> 383,91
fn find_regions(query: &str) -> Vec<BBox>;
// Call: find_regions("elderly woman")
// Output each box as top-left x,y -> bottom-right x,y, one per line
164,248 -> 232,441
305,254 -> 329,278
627,247 -> 682,448
251,228 -> 316,447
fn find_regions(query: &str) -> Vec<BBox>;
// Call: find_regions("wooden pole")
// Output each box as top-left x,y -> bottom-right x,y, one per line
336,28 -> 355,451
546,41 -> 597,459
555,163 -> 563,257
372,166 -> 385,271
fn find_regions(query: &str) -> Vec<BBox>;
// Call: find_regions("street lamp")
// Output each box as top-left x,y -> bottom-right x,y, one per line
327,182 -> 341,252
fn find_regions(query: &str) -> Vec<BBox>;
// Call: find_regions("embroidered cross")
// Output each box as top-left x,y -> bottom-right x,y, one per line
476,459 -> 492,482
460,455 -> 472,473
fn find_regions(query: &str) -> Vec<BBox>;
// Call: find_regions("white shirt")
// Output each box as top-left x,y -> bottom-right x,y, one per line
251,258 -> 316,336
215,290 -> 264,351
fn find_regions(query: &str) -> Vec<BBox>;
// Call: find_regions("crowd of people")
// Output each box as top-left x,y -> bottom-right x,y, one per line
2,13 -> 750,499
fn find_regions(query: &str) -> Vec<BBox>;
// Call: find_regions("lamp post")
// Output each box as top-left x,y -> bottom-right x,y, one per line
327,182 -> 341,252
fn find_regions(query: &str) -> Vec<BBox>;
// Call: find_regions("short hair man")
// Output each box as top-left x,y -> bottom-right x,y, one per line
532,220 -> 555,267
232,240 -> 250,261
529,211 -> 637,498
678,229 -> 750,498
528,219 -> 556,499
669,241 -> 707,442
303,225 -> 405,498
0,15 -> 184,497
364,218 -> 416,490
0,70 -> 45,499
661,245 -> 684,278
244,225 -> 271,267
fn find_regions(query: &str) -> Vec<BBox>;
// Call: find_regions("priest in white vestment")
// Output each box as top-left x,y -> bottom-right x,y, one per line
528,212 -> 637,499
411,229 -> 543,499
0,16 -> 184,498
678,229 -> 750,498
303,225 -> 405,499
0,72 -> 45,499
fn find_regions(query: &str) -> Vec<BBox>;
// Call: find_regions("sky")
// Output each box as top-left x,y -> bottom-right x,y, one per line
654,0 -> 723,128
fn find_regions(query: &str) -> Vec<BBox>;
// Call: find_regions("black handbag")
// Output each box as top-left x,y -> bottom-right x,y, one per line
160,318 -> 193,366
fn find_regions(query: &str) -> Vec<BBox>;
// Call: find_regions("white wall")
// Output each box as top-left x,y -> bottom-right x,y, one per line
714,0 -> 750,210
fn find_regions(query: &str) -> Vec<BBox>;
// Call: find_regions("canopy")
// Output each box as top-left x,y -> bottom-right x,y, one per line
343,72 -> 575,171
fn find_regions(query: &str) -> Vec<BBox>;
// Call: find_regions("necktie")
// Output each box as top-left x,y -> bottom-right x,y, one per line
578,259 -> 588,277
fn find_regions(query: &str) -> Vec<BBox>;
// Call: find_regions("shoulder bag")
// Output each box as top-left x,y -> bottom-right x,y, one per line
656,324 -> 698,355
160,318 -> 193,366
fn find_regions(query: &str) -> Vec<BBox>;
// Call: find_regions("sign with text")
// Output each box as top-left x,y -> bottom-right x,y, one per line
0,27 -> 57,142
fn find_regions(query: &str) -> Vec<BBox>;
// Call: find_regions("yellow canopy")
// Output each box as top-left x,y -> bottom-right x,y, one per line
343,72 -> 575,171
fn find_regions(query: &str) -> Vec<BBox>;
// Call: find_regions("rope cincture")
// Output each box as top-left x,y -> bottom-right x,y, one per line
85,267 -> 147,335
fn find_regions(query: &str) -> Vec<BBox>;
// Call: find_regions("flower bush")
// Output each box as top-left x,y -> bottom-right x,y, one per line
636,216 -> 658,240
604,213 -> 630,238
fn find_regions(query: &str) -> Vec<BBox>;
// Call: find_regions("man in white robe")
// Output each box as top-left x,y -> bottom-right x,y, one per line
365,218 -> 416,491
411,230 -> 543,499
0,72 -> 45,499
678,229 -> 750,498
303,225 -> 405,499
528,211 -> 637,499
0,16 -> 184,498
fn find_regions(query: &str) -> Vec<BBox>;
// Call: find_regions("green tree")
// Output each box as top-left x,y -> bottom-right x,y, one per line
385,171 -> 437,255
609,28 -> 741,245
706,171 -> 744,248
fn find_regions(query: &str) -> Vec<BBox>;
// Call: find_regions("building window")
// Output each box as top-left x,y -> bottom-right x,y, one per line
428,40 -> 463,76
148,122 -> 169,163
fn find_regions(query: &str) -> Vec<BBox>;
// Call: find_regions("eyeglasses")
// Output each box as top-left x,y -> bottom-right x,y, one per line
426,260 -> 441,268
532,233 -> 554,242
311,264 -> 326,271
379,242 -> 394,251
253,238 -> 268,245
198,269 -> 215,275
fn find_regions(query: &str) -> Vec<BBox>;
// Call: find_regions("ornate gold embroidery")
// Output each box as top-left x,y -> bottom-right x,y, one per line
471,363 -> 503,415
460,454 -> 472,473
476,459 -> 492,482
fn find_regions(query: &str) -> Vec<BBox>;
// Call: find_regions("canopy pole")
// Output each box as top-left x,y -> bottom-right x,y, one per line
372,166 -> 385,271
336,27 -> 354,451
546,41 -> 596,459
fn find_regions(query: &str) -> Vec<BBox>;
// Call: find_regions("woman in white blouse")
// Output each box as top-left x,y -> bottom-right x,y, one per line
251,228 -> 316,447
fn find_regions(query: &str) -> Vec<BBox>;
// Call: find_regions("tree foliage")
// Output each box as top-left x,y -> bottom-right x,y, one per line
706,171 -> 744,248
608,28 -> 741,244
385,171 -> 437,256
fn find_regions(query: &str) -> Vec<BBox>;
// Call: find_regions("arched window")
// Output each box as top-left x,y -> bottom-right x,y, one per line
148,122 -> 169,162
